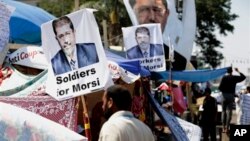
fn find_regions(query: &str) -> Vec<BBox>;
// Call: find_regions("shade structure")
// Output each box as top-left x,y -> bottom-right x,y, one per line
151,67 -> 230,82
2,0 -> 55,44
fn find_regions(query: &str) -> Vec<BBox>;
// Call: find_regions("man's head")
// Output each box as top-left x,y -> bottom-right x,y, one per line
227,67 -> 233,74
247,86 -> 250,93
130,0 -> 169,31
102,85 -> 132,119
204,87 -> 211,97
135,26 -> 151,51
52,16 -> 76,58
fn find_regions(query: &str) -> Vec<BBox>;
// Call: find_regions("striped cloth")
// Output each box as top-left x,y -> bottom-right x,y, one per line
240,93 -> 250,125
0,96 -> 78,131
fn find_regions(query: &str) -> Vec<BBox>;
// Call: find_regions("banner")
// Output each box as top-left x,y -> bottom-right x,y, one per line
42,9 -> 112,100
123,0 -> 196,69
0,2 -> 14,66
122,24 -> 166,72
6,46 -> 48,70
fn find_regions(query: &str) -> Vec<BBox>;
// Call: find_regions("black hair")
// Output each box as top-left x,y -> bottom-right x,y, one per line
227,67 -> 233,74
204,87 -> 211,95
52,16 -> 74,35
247,86 -> 250,93
106,85 -> 132,111
135,26 -> 150,37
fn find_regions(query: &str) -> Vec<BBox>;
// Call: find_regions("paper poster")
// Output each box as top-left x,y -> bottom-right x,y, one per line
41,9 -> 112,100
0,2 -> 15,66
123,0 -> 196,69
6,46 -> 48,70
122,24 -> 166,72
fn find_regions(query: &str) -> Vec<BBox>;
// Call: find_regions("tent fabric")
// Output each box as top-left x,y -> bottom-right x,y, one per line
105,49 -> 151,77
144,86 -> 189,141
151,67 -> 229,82
144,85 -> 201,140
0,65 -> 47,97
0,96 -> 78,131
2,0 -> 55,44
0,102 -> 86,140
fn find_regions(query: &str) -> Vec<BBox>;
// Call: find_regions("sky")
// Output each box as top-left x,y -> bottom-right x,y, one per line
217,0 -> 250,75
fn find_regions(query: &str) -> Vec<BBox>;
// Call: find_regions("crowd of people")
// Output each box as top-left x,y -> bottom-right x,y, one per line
2,0 -> 249,140
96,67 -> 248,141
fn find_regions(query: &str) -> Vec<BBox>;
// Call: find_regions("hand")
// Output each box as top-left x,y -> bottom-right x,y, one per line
234,68 -> 239,72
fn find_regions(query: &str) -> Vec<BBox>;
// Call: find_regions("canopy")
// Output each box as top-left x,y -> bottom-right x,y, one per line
151,67 -> 230,82
2,0 -> 55,44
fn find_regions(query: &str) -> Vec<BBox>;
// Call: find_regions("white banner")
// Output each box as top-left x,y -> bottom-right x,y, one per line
122,24 -> 166,72
42,9 -> 112,100
123,0 -> 196,64
6,46 -> 48,70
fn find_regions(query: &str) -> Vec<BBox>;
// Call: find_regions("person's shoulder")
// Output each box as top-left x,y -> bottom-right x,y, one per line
212,96 -> 217,101
127,45 -> 138,53
51,50 -> 63,62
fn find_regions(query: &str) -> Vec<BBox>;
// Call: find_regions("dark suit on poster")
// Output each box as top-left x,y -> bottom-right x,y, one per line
126,44 -> 164,59
51,43 -> 99,75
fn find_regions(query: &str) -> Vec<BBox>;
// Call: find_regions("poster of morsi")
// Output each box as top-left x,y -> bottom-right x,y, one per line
41,9 -> 112,101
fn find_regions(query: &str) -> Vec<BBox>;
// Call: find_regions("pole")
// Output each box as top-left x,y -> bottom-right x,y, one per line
169,60 -> 174,113
102,20 -> 109,49
74,0 -> 79,11
81,95 -> 92,141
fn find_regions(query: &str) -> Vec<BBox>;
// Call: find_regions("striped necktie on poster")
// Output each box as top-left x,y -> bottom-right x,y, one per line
143,51 -> 148,58
70,59 -> 76,70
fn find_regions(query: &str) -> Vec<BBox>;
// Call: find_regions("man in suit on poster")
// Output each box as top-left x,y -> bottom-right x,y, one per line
126,26 -> 164,59
129,0 -> 187,70
51,16 -> 99,75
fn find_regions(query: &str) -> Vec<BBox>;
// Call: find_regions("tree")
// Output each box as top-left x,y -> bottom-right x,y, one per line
37,0 -> 76,17
79,0 -> 131,46
195,0 -> 238,69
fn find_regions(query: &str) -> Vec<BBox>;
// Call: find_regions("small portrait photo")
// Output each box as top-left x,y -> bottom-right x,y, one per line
50,16 -> 99,75
123,24 -> 164,60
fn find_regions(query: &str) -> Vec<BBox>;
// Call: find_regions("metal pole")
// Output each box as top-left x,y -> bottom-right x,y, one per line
74,0 -> 79,11
102,20 -> 109,49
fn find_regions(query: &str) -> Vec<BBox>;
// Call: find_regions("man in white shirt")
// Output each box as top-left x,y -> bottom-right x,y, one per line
240,86 -> 250,125
99,85 -> 155,141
